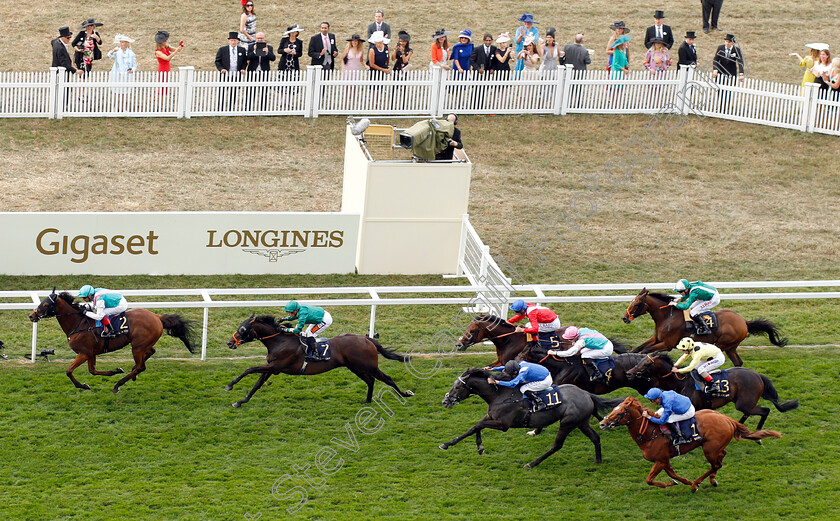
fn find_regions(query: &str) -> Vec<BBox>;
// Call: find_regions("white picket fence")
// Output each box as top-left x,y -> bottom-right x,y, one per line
0,65 -> 837,135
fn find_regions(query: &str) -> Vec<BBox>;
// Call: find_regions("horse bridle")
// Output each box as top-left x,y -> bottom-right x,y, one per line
34,293 -> 93,337
625,298 -> 647,321
230,320 -> 284,347
457,325 -> 517,349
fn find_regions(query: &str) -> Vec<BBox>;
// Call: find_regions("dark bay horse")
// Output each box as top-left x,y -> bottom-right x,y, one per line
622,288 -> 788,366
626,353 -> 799,429
600,396 -> 782,491
533,352 -> 657,396
439,368 -> 623,468
225,315 -> 414,408
28,291 -> 196,393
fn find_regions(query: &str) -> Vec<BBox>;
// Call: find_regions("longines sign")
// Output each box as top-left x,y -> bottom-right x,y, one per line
0,212 -> 360,275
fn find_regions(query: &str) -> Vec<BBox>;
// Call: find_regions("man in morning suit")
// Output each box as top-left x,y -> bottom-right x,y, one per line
366,10 -> 391,47
644,10 -> 673,50
215,31 -> 248,110
677,31 -> 698,67
309,22 -> 338,70
51,26 -> 85,76
711,34 -> 744,111
246,32 -> 275,111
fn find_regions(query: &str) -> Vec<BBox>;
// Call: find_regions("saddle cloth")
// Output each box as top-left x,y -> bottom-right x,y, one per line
96,312 -> 129,337
588,357 -> 616,382
659,417 -> 703,445
304,337 -> 331,361
693,369 -> 731,398
684,310 -> 718,333
527,385 -> 564,410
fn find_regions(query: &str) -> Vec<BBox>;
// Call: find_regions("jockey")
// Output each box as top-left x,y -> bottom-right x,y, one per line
488,360 -> 553,411
507,299 -> 561,349
77,284 -> 127,338
673,337 -> 726,394
642,387 -> 696,445
547,326 -> 614,381
279,300 -> 333,357
670,279 -> 720,335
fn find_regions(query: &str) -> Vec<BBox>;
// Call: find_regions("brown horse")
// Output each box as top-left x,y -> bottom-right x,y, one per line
599,396 -> 782,491
28,290 -> 196,393
626,353 -> 799,429
225,314 -> 414,408
455,315 -> 579,367
622,288 -> 787,366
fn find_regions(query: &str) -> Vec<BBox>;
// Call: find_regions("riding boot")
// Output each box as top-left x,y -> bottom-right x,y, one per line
692,315 -> 711,335
704,378 -> 720,394
586,360 -> 604,382
667,422 -> 684,445
304,336 -> 317,359
524,390 -> 546,412
100,324 -> 115,338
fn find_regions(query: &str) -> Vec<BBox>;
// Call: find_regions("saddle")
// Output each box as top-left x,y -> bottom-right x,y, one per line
658,417 -> 702,447
526,385 -> 564,411
684,310 -> 718,334
693,369 -> 731,398
585,357 -> 616,383
96,312 -> 129,338
302,337 -> 331,362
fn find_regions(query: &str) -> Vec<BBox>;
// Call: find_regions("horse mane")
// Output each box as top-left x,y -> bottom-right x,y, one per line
253,315 -> 277,326
647,292 -> 676,303
57,292 -> 82,310
654,352 -> 675,369
474,315 -> 514,328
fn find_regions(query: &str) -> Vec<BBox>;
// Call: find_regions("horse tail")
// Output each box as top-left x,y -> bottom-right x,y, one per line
608,338 -> 628,354
759,373 -> 800,412
368,336 -> 410,363
723,415 -> 783,443
160,314 -> 197,354
588,393 -> 624,419
746,319 -> 788,347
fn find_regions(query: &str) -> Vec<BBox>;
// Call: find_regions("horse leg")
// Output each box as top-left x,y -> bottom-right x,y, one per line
708,449 -> 726,487
112,347 -> 149,394
526,427 -> 544,436
692,446 -> 726,492
225,363 -> 275,391
633,337 -> 657,353
577,421 -> 603,464
724,346 -> 744,367
474,429 -> 485,455
233,372 -> 272,408
645,461 -> 680,488
738,405 -> 770,430
372,368 -> 414,398
66,353 -> 91,390
439,416 -> 505,451
523,421 -> 575,469
86,356 -> 125,377
662,462 -> 692,486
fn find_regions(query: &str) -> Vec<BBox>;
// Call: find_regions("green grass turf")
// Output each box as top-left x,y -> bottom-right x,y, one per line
0,347 -> 836,520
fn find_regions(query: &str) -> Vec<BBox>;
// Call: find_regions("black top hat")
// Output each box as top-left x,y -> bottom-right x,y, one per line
546,27 -> 557,38
58,26 -> 72,38
685,31 -> 697,39
398,30 -> 410,42
228,31 -> 240,40
78,18 -> 103,29
653,10 -> 665,18
724,34 -> 736,42
346,34 -> 363,42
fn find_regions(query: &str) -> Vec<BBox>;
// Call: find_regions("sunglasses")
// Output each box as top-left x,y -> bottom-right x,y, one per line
245,3 -> 253,6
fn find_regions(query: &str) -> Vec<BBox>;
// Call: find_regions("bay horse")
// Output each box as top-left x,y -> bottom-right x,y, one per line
454,315 -> 533,367
439,368 -> 623,468
622,288 -> 788,366
626,353 -> 799,429
599,396 -> 782,491
225,314 -> 414,408
28,290 -> 196,393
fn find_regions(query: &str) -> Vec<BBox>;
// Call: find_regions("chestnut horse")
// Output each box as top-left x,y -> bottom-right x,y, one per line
29,291 -> 196,393
225,314 -> 414,408
454,315 -> 537,366
626,353 -> 799,429
599,396 -> 782,491
622,288 -> 787,366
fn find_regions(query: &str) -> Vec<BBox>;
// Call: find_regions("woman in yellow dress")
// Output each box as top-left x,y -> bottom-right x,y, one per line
790,43 -> 825,90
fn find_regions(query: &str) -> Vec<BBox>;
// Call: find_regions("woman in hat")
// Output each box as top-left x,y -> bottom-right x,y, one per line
367,31 -> 391,79
790,44 -> 823,90
341,34 -> 366,73
643,37 -> 671,76
72,19 -> 103,74
539,28 -> 561,72
108,34 -> 137,99
155,31 -> 183,81
451,29 -> 474,75
516,36 -> 540,73
278,25 -> 304,72
431,29 -> 451,70
609,35 -> 630,104
494,33 -> 513,72
239,1 -> 257,48
514,14 -> 539,72
392,31 -> 413,72
809,48 -> 832,90
606,21 -> 630,70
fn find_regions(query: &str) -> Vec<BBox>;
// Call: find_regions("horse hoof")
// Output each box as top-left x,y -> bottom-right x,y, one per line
82,384 -> 91,391
526,429 -> 538,436
711,479 -> 718,487
691,486 -> 699,493
116,368 -> 125,374
224,385 -> 233,392
112,387 -> 120,394
477,446 -> 485,455
405,390 -> 415,397
438,444 -> 448,450
232,402 -> 241,408
523,463 -> 533,469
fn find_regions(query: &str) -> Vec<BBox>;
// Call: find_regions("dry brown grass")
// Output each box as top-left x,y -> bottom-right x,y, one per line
12,1 -> 840,81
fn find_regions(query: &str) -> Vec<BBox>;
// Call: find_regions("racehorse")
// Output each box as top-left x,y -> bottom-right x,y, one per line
533,352 -> 657,396
626,353 -> 799,429
225,314 -> 414,408
28,290 -> 196,393
622,288 -> 788,366
599,396 -> 782,491
439,368 -> 623,468
454,315 -> 535,366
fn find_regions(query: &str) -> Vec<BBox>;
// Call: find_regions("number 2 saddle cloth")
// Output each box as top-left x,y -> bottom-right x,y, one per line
96,312 -> 129,337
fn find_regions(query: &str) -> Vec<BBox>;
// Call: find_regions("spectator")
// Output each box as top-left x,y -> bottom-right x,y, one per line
790,44 -> 824,90
107,34 -> 137,96
677,31 -> 698,68
341,34 -> 366,73
644,37 -> 671,76
517,36 -> 540,73
72,18 -> 103,74
246,32 -> 274,111
51,26 -> 85,76
609,35 -> 630,104
712,34 -> 744,82
606,21 -> 631,69
367,10 -> 391,45
514,14 -> 539,72
239,2 -> 257,48
154,31 -> 183,81
367,31 -> 390,78
644,10 -> 673,50
563,33 -> 591,72
701,0 -> 725,34
434,113 -> 462,160
431,29 -> 451,70
215,31 -> 248,109
810,48 -> 832,90
451,29 -> 474,75
392,31 -> 413,72
494,33 -> 513,72
539,28 -> 561,72
308,22 -> 338,70
820,57 -> 840,97
472,33 -> 497,74
278,25 -> 304,73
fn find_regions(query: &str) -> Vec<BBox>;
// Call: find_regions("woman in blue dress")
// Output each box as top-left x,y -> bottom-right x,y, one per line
108,34 -> 137,109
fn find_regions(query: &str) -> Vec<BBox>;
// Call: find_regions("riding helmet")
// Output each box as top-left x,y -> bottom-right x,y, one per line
509,299 -> 527,312
562,326 -> 580,340
284,301 -> 300,312
674,279 -> 689,292
503,360 -> 520,374
677,337 -> 695,351
644,387 -> 663,400
77,284 -> 95,298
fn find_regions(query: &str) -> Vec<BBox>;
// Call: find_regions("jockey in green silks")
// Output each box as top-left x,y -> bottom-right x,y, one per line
279,301 -> 333,356
670,279 -> 720,335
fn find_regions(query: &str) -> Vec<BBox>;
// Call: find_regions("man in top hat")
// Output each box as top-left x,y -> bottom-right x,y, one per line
308,21 -> 337,70
215,32 -> 249,109
515,14 -> 540,72
72,18 -> 103,73
366,10 -> 391,48
51,27 -> 85,76
678,31 -> 698,67
702,0 -> 725,34
644,10 -> 673,50
712,34 -> 744,79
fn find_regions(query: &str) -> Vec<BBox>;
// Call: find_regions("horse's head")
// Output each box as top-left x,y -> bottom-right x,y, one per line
442,368 -> 485,408
228,314 -> 257,349
599,396 -> 641,430
455,315 -> 513,351
29,289 -> 77,322
623,288 -> 650,323
627,353 -> 657,380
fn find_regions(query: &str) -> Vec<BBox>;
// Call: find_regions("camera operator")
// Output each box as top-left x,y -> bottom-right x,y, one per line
434,113 -> 462,160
